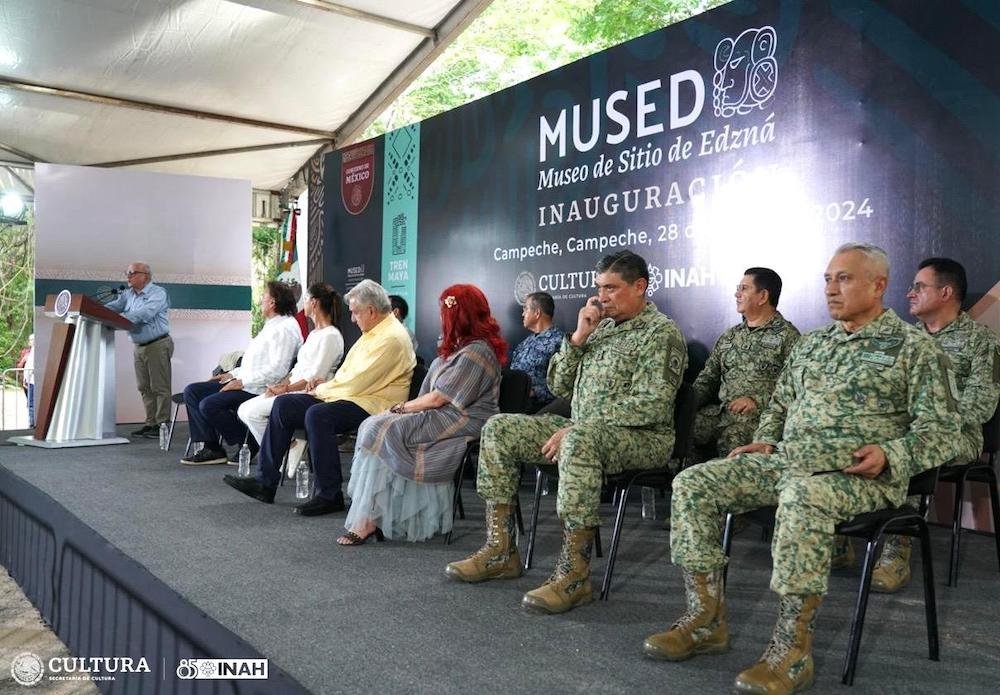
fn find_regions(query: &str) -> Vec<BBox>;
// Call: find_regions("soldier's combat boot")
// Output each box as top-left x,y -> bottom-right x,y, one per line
445,502 -> 522,583
830,535 -> 855,569
521,526 -> 594,614
871,535 -> 911,593
643,568 -> 729,661
734,594 -> 822,695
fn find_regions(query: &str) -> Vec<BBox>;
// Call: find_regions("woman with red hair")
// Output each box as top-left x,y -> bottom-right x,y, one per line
339,284 -> 508,545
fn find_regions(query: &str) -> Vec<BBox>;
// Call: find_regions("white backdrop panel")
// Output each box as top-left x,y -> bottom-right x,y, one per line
34,164 -> 251,426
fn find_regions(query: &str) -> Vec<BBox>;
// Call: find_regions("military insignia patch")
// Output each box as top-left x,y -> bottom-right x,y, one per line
870,337 -> 902,351
761,334 -> 782,348
668,352 -> 682,374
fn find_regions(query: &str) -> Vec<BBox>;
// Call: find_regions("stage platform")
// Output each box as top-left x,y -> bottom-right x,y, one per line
2,425 -> 999,694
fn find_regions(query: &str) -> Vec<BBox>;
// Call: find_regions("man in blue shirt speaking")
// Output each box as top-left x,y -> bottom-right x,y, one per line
105,262 -> 172,438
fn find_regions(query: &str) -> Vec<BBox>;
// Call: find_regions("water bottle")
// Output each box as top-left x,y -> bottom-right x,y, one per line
237,444 -> 251,477
158,423 -> 169,451
641,486 -> 656,520
295,464 -> 312,499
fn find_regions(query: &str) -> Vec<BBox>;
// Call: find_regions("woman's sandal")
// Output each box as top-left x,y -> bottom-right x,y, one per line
337,527 -> 385,546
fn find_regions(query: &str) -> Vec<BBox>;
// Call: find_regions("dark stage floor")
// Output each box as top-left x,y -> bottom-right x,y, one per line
2,425 -> 1000,694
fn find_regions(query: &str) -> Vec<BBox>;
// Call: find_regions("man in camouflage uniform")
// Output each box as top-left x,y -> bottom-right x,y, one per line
871,257 -> 1000,592
643,243 -> 961,695
445,250 -> 687,614
692,267 -> 799,457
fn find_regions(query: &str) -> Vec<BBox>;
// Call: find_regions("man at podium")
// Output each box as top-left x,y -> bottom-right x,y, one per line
104,262 -> 173,437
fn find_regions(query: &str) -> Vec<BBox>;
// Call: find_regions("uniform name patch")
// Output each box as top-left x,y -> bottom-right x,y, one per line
859,351 -> 895,366
761,334 -> 782,348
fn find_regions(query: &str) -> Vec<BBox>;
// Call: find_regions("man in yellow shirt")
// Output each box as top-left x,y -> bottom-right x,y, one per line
225,279 -> 415,516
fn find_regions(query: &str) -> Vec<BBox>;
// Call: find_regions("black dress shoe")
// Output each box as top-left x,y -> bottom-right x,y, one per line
181,447 -> 228,465
131,424 -> 155,437
223,475 -> 276,503
141,425 -> 164,439
295,496 -> 346,516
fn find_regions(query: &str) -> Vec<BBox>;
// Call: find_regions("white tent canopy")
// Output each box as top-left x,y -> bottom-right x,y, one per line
0,0 -> 491,194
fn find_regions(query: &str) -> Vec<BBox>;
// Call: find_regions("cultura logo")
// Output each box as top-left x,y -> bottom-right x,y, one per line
10,652 -> 44,686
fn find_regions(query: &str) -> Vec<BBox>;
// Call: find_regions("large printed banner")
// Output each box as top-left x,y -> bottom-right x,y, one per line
381,124 -> 420,334
324,0 -> 999,357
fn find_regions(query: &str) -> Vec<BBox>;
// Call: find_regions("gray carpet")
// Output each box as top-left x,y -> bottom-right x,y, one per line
2,425 -> 1000,694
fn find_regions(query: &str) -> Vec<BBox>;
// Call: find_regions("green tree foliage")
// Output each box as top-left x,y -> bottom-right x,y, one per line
364,0 -> 728,138
250,224 -> 281,336
568,0 -> 727,47
0,215 -> 34,381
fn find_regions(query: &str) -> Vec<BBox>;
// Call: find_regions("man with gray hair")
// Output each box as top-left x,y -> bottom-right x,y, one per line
644,243 -> 961,695
225,279 -> 415,516
104,261 -> 172,438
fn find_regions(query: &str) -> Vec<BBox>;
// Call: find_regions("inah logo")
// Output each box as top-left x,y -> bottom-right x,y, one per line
176,659 -> 268,680
713,26 -> 777,117
10,652 -> 44,686
646,264 -> 663,297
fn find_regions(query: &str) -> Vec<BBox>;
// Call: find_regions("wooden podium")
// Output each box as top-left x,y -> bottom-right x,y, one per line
9,292 -> 133,448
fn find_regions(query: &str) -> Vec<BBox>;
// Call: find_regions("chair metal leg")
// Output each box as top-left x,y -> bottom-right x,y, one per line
459,447 -> 474,521
446,448 -> 471,545
842,538 -> 879,685
594,525 -> 603,558
524,468 -> 545,570
917,522 -> 939,661
721,513 -> 735,585
277,449 -> 287,487
985,466 -> 1000,575
948,469 -> 969,586
600,484 -> 630,600
166,402 -> 180,451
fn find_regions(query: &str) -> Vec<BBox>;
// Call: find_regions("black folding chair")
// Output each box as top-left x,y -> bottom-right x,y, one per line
169,354 -> 247,454
937,403 -> 1000,586
445,369 -> 532,544
166,392 -> 188,454
524,382 -> 697,600
720,467 -> 941,686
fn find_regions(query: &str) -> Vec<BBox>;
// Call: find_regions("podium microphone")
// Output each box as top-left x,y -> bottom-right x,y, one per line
92,284 -> 127,303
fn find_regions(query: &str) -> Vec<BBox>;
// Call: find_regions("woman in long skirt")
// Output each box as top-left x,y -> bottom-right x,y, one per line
338,284 -> 508,545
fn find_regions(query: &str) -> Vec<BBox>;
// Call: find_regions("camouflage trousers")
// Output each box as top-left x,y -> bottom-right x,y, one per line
692,404 -> 759,458
670,453 -> 896,595
477,413 -> 673,529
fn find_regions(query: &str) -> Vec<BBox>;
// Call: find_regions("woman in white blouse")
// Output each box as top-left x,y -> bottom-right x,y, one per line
238,283 -> 344,462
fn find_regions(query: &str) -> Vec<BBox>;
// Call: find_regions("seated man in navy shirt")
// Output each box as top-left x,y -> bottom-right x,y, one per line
510,292 -> 562,412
